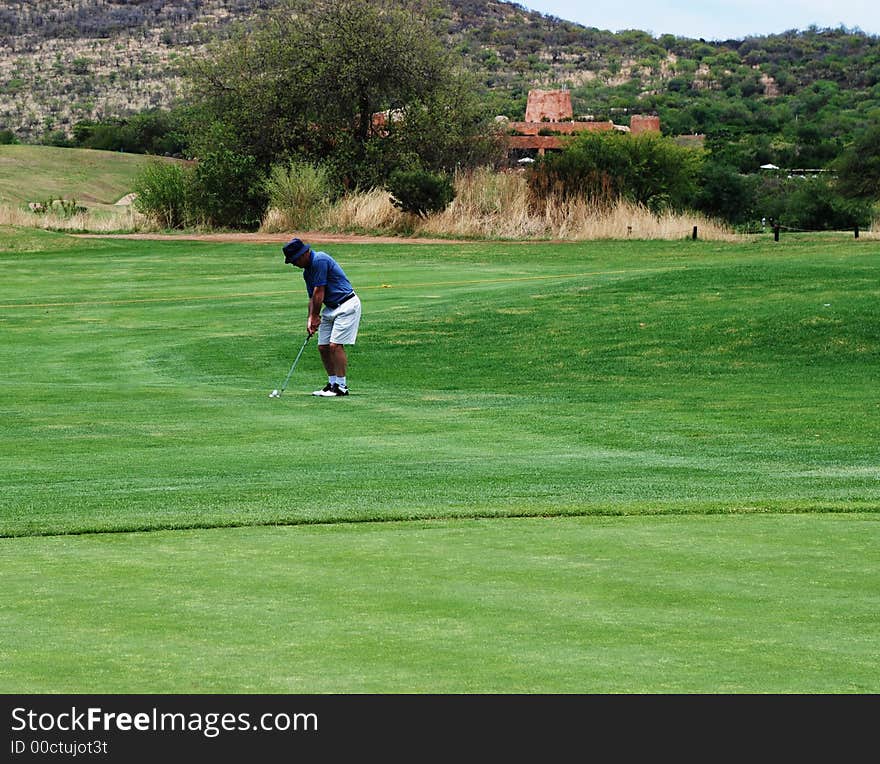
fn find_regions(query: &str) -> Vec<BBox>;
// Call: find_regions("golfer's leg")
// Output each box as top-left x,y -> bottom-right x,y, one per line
318,344 -> 334,375
317,313 -> 335,374
329,343 -> 347,377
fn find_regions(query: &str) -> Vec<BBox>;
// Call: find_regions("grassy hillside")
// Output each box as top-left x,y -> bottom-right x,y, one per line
4,0 -> 880,154
0,144 -> 175,211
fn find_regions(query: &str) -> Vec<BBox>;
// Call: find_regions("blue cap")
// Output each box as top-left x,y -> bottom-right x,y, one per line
283,238 -> 310,263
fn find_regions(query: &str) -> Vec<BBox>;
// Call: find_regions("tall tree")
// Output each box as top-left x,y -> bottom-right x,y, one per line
834,123 -> 880,201
184,0 -> 500,187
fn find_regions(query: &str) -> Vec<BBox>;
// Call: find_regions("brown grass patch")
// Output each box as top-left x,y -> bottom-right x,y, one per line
285,168 -> 744,242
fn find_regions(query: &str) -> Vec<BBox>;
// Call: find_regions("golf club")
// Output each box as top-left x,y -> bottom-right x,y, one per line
269,332 -> 312,398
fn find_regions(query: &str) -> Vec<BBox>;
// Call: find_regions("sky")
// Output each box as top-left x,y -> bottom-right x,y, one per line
519,1 -> 880,41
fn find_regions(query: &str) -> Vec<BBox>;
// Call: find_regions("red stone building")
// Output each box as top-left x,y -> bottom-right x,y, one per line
524,88 -> 574,122
505,89 -> 660,160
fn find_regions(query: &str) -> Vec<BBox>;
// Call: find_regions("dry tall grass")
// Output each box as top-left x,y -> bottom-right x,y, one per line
299,168 -> 744,241
0,203 -> 151,233
436,168 -> 745,240
6,166 -> 876,241
320,187 -> 410,233
418,167 -> 546,238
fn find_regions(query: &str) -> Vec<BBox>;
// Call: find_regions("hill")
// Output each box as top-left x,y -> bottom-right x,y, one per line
0,143 -> 177,210
2,1 -> 880,164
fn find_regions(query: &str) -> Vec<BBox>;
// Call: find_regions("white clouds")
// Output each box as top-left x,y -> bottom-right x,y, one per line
521,1 -> 880,40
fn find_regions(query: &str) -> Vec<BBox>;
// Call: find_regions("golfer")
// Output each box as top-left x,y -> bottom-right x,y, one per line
283,238 -> 362,397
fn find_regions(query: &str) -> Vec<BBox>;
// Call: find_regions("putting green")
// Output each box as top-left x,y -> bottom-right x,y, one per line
2,514 -> 878,693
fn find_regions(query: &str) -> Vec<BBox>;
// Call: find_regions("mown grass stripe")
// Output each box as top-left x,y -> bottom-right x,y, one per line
0,266 -> 689,310
2,503 -> 876,540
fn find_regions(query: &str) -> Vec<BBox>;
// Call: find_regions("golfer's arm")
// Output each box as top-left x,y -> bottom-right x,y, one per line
309,286 -> 325,322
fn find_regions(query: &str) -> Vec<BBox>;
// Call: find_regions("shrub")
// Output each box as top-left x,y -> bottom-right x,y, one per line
263,160 -> 332,230
387,169 -> 455,218
73,121 -> 130,152
527,131 -> 702,212
29,198 -> 86,218
783,178 -> 872,230
132,159 -> 190,229
71,111 -> 188,156
187,148 -> 268,230
834,123 -> 880,202
694,162 -> 760,224
752,175 -> 873,231
41,130 -> 73,148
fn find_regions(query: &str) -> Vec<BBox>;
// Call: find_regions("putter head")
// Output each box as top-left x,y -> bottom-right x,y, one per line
269,389 -> 280,398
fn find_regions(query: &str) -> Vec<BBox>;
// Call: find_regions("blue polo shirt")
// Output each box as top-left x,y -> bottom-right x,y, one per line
303,251 -> 354,307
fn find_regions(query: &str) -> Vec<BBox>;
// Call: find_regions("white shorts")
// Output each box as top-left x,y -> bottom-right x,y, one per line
318,295 -> 361,345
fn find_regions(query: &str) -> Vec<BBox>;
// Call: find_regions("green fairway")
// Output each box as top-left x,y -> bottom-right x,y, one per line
1,226 -> 878,691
